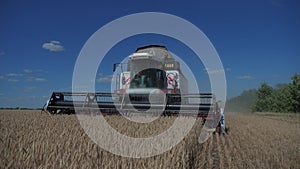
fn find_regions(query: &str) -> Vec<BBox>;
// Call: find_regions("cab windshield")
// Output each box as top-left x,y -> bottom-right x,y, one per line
130,68 -> 166,89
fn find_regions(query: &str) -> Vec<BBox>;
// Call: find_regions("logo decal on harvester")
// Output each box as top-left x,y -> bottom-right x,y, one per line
167,72 -> 178,89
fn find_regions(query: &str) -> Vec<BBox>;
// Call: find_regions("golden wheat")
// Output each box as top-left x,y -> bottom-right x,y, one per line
0,110 -> 299,168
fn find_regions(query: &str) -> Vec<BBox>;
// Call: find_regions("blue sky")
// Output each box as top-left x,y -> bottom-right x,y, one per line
0,0 -> 299,108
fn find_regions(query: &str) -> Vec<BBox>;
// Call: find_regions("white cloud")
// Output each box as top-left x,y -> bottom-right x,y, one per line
35,78 -> 46,82
204,68 -> 225,75
96,75 -> 113,83
8,79 -> 19,82
24,69 -> 33,73
24,86 -> 36,92
26,77 -> 46,82
71,85 -> 94,91
42,40 -> 65,52
36,69 -> 48,73
5,73 -> 23,82
2,70 -> 48,83
237,75 -> 255,80
6,73 -> 23,77
0,51 -> 5,56
24,69 -> 48,74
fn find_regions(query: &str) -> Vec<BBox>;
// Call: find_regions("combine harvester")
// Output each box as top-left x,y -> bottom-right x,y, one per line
44,45 -> 224,133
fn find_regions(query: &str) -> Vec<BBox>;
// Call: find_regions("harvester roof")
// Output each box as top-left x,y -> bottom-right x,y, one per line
135,45 -> 174,60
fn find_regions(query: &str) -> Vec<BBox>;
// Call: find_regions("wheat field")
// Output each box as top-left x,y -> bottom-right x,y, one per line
0,110 -> 299,169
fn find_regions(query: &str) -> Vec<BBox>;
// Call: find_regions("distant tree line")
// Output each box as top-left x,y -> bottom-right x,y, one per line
252,73 -> 300,113
225,73 -> 300,113
0,107 -> 41,110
